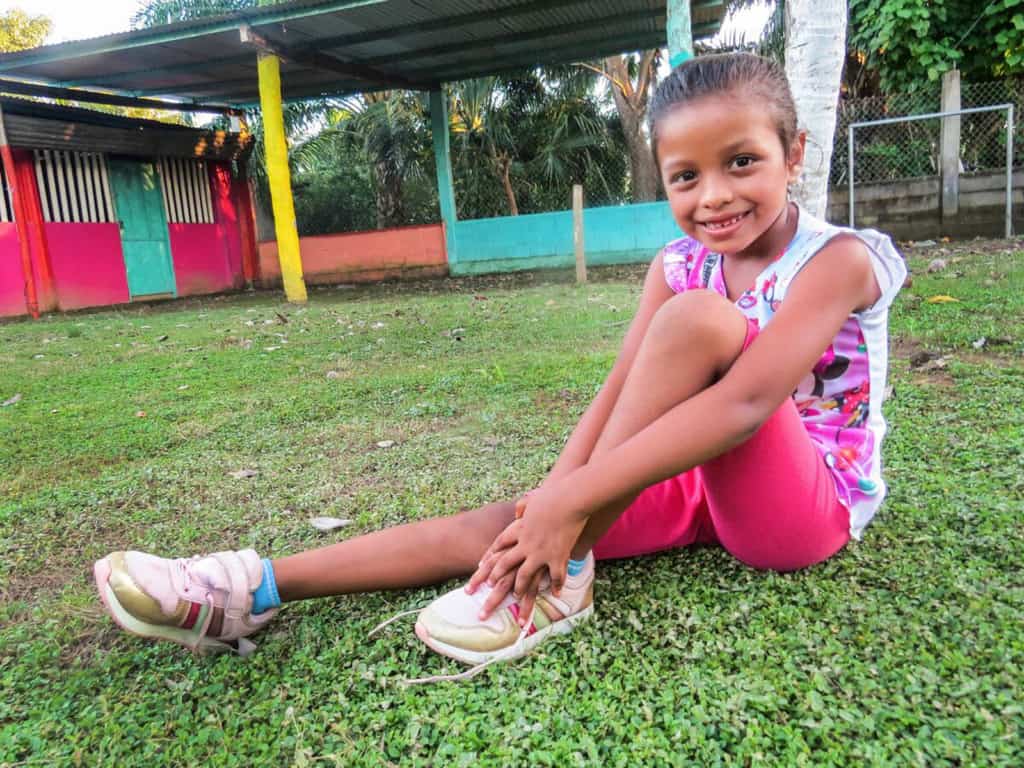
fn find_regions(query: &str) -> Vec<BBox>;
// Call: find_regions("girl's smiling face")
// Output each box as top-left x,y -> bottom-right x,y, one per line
656,93 -> 805,258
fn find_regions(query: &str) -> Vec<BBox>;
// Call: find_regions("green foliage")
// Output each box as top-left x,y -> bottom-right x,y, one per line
0,9 -> 52,52
849,0 -> 1024,94
449,69 -> 630,219
131,0 -> 256,27
0,246 -> 1022,765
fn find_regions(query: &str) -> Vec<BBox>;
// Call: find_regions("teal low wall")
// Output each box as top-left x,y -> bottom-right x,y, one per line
448,201 -> 684,275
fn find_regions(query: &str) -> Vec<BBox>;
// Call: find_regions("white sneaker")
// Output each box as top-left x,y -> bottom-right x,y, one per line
93,549 -> 276,654
414,553 -> 595,669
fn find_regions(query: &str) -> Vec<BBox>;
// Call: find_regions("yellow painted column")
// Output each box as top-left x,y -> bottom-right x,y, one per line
257,50 -> 307,302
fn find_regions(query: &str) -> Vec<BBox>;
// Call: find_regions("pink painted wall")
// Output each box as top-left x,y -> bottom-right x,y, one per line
44,223 -> 129,311
212,164 -> 244,282
258,223 -> 448,287
169,163 -> 246,298
169,223 -> 234,297
0,223 -> 26,318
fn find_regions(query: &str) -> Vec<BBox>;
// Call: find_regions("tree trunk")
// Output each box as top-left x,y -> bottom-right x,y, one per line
605,53 -> 661,202
487,138 -> 518,216
785,0 -> 847,218
498,155 -> 518,217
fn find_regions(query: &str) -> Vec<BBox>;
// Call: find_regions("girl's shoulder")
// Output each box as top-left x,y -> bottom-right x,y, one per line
662,234 -> 705,264
661,235 -> 714,294
788,206 -> 907,316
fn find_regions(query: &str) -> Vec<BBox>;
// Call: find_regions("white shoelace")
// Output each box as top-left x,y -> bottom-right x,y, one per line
367,604 -> 531,684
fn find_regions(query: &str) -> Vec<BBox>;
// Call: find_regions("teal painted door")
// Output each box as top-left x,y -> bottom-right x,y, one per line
108,158 -> 176,297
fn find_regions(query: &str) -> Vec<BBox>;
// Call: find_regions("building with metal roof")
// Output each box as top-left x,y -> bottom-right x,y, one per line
0,0 -> 725,317
0,0 -> 725,108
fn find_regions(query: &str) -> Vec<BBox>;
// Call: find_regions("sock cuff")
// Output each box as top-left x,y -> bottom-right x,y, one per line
252,558 -> 281,615
262,559 -> 281,605
567,556 -> 588,577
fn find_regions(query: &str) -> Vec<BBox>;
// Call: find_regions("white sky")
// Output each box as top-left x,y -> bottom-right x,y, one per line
4,1 -> 774,46
1,0 -> 140,43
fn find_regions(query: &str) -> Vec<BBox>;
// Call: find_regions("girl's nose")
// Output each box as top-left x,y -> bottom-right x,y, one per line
700,176 -> 734,209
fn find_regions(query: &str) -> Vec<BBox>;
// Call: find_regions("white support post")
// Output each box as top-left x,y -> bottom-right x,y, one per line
573,184 -> 586,284
940,69 -> 961,220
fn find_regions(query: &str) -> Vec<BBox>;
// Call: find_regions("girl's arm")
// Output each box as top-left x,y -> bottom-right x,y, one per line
540,251 -> 675,487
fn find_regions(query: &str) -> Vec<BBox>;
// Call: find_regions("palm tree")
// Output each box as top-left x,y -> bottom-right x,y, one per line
132,0 -> 255,27
290,92 -> 433,229
449,70 -> 623,217
449,76 -> 522,215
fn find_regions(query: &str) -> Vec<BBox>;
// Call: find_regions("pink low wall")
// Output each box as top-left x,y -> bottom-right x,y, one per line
0,223 -> 26,318
258,223 -> 448,287
45,223 -> 129,311
169,165 -> 247,298
169,223 -> 235,297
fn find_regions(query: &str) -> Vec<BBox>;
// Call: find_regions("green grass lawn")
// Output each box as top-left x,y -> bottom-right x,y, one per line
1,244 -> 1022,766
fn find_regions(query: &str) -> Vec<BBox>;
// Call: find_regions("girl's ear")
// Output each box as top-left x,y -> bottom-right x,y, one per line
787,131 -> 807,184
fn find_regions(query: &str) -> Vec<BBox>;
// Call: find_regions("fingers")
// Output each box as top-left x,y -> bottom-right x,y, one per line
514,569 -> 544,628
487,548 -> 525,586
549,560 -> 567,598
514,497 -> 528,520
466,522 -> 520,594
490,521 -> 520,554
478,571 -> 515,619
512,559 -> 545,604
466,550 -> 500,593
466,558 -> 492,594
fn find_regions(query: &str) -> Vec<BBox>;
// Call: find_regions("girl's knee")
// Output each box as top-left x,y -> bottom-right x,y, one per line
647,290 -> 747,362
453,501 -> 515,547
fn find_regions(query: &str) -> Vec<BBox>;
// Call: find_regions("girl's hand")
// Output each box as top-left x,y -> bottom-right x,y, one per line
467,485 -> 588,625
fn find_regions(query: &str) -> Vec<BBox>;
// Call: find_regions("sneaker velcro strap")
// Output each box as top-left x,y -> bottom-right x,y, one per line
212,551 -> 251,633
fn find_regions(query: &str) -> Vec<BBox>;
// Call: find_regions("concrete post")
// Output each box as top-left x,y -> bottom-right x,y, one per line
429,89 -> 458,264
255,0 -> 306,302
667,0 -> 694,68
257,52 -> 307,303
940,69 -> 961,220
573,184 -> 586,284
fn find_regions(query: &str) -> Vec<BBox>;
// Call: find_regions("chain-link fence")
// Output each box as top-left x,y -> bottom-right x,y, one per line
832,77 -> 1023,186
962,78 -> 1024,172
831,85 -> 941,185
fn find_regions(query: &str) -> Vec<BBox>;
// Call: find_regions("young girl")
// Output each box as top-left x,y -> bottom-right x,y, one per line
93,53 -> 905,679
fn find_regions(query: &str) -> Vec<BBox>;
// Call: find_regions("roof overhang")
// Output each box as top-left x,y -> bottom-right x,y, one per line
0,96 -> 252,160
0,0 -> 726,110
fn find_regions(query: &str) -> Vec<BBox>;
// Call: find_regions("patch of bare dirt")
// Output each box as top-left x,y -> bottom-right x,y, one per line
890,337 -> 956,387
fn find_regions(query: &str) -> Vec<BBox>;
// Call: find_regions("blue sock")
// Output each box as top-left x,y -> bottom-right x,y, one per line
251,558 -> 281,614
567,556 -> 588,578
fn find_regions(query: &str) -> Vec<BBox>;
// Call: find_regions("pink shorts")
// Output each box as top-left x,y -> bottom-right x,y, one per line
593,320 -> 850,572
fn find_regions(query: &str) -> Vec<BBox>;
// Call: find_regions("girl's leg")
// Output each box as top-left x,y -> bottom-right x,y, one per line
568,289 -> 751,557
697,398 -> 849,571
273,501 -> 517,602
281,290 -> 747,601
568,289 -> 847,570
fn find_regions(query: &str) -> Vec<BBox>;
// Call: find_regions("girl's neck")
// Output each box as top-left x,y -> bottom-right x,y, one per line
731,202 -> 799,263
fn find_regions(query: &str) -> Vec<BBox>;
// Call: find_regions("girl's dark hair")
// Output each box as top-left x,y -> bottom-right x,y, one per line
648,53 -> 798,163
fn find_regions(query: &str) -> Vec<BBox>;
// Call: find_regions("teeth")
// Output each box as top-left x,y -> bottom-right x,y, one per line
704,213 -> 745,230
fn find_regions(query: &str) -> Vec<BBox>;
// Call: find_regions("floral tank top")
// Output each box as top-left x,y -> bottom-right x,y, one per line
662,207 -> 906,539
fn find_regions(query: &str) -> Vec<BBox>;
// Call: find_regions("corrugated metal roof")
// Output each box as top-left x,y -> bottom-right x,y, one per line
0,97 -> 251,159
0,0 -> 725,108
